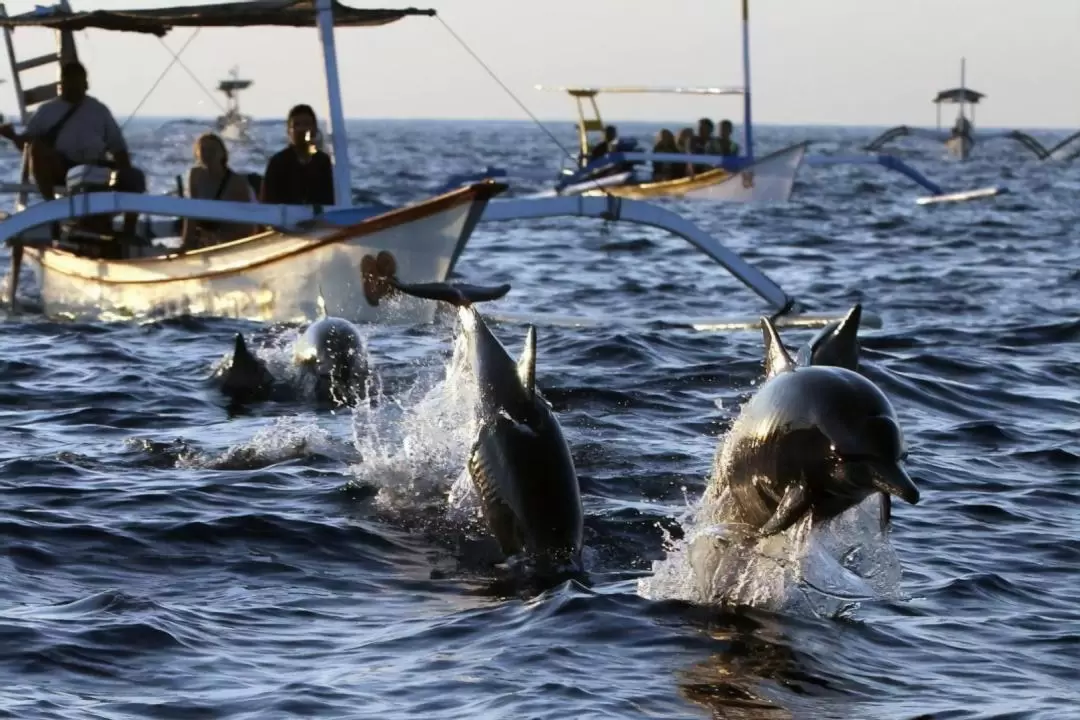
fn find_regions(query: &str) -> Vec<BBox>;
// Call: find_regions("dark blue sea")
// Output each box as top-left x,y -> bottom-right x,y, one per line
0,118 -> 1077,719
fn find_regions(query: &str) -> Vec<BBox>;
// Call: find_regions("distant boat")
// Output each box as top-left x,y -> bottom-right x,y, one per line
215,66 -> 252,142
866,58 -> 1049,161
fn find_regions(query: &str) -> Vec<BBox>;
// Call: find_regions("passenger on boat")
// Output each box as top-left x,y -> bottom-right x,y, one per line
181,132 -> 255,251
259,104 -> 335,206
714,119 -> 740,157
589,125 -> 619,162
689,118 -> 715,173
674,128 -> 695,179
0,61 -> 147,237
951,115 -> 972,138
651,129 -> 680,182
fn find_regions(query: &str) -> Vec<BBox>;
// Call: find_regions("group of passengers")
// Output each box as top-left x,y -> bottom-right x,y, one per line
587,117 -> 740,183
650,118 -> 740,181
0,61 -> 336,253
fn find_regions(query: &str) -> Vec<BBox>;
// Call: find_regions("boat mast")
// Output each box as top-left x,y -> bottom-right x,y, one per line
315,0 -> 352,207
959,56 -> 967,126
740,0 -> 754,161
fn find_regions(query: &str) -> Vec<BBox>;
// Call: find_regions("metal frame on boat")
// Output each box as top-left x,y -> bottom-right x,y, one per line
0,0 -> 506,324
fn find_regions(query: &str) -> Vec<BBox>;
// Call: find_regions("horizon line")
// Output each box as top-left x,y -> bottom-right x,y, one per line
29,114 -> 1076,133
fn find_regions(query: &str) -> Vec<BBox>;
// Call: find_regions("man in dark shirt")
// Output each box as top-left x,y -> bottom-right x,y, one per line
259,104 -> 335,206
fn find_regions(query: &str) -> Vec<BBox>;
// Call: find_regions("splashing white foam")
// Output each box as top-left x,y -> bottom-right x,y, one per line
346,320 -> 482,521
177,414 -> 345,470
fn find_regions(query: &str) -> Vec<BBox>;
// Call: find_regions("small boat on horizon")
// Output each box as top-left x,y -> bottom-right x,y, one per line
866,58 -> 1049,161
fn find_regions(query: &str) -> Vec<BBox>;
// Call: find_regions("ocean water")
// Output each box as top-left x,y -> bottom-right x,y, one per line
0,118 -> 1077,719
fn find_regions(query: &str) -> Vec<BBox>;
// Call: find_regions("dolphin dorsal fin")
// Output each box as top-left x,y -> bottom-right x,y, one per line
316,288 -> 328,319
829,303 -> 862,368
761,317 -> 795,377
232,333 -> 259,367
517,326 -> 537,397
805,303 -> 862,370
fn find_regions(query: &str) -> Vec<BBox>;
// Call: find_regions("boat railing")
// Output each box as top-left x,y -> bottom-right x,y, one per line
0,191 -> 338,248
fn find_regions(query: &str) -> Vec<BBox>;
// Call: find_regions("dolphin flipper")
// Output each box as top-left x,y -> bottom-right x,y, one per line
389,279 -> 511,307
879,493 -> 892,531
758,478 -> 813,537
517,326 -> 537,398
761,316 -> 795,378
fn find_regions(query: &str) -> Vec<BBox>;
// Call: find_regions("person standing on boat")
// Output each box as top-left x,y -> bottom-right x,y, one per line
259,104 -> 335,206
182,132 -> 255,251
714,119 -> 740,158
0,61 -> 147,238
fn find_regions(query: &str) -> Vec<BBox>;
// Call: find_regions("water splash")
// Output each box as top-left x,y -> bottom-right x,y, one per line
346,322 -> 480,519
639,419 -> 906,617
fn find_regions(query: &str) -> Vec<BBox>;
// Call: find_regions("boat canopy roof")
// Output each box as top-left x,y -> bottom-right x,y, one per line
934,87 -> 984,104
535,85 -> 745,98
0,1 -> 435,37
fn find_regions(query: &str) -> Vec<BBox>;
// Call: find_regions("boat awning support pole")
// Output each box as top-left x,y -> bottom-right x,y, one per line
316,0 -> 352,207
741,0 -> 754,161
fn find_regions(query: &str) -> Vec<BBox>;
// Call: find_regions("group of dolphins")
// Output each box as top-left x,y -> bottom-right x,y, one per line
214,277 -> 921,585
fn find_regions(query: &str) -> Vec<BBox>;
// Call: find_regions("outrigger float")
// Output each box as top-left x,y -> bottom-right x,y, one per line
447,1 -> 1003,206
0,0 -> 865,333
866,58 -> 1048,162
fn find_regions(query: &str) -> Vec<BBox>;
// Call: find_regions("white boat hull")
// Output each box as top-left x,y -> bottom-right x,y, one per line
22,183 -> 501,324
946,134 -> 973,160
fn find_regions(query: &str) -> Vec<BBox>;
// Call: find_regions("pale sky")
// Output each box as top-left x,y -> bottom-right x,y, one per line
2,0 -> 1078,129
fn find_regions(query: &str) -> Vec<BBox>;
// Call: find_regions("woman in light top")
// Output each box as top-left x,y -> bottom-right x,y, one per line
182,132 -> 255,251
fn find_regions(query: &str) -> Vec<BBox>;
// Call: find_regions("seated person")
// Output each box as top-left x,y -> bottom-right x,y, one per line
651,128 -> 680,181
259,104 -> 335,206
689,118 -> 715,173
589,125 -> 619,163
673,127 -> 695,179
951,115 -> 972,138
181,132 -> 255,251
0,61 -> 146,238
714,118 -> 740,158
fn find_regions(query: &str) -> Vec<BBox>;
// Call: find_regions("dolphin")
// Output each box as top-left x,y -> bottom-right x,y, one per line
292,307 -> 369,407
215,333 -> 277,405
707,314 -> 919,538
390,278 -> 585,573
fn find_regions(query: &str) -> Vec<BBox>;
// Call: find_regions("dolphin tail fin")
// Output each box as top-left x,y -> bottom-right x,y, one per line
389,279 -> 511,307
760,316 -> 795,377
316,286 -> 328,319
517,325 -> 537,397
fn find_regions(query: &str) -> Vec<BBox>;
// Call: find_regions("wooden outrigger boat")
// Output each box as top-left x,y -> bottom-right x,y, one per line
866,58 -> 1049,162
0,0 -> 506,324
537,86 -> 807,204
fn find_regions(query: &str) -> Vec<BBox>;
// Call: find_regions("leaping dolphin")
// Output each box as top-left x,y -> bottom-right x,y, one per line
706,313 -> 919,538
390,278 -> 585,574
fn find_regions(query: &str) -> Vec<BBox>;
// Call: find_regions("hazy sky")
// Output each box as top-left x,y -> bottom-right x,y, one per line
2,0 -> 1078,129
